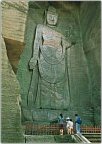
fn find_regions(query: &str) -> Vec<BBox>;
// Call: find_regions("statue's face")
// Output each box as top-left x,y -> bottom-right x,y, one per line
47,11 -> 58,26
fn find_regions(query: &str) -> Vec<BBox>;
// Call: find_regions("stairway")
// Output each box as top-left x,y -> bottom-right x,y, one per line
54,135 -> 75,143
83,133 -> 101,143
24,135 -> 76,143
72,134 -> 91,143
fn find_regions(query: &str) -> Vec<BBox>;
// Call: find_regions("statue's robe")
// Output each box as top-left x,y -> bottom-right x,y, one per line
27,24 -> 71,122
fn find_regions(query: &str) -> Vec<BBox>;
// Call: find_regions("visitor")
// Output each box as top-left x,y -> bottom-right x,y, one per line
75,114 -> 82,133
58,113 -> 64,135
66,118 -> 74,134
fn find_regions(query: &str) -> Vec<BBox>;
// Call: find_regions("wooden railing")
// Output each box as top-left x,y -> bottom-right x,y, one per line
24,123 -> 60,135
24,123 -> 101,135
81,126 -> 101,133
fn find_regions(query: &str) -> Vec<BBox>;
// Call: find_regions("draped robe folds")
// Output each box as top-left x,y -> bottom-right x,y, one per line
27,24 -> 71,111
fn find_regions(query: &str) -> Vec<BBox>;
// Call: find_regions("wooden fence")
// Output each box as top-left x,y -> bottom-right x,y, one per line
24,123 -> 101,135
81,126 -> 101,133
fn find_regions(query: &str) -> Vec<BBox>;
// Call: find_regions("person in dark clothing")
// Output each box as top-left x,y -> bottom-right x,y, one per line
58,113 -> 64,135
75,114 -> 82,133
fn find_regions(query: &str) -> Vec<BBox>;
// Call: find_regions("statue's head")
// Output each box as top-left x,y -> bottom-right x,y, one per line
46,6 -> 58,26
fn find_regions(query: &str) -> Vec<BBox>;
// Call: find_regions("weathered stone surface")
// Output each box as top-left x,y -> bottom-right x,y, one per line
1,1 -> 28,142
17,2 -> 98,125
80,1 -> 101,125
1,38 -> 24,142
4,38 -> 25,73
1,3 -> 101,143
2,0 -> 28,73
2,0 -> 28,42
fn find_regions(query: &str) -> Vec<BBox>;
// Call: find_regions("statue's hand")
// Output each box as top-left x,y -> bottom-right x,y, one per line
29,57 -> 37,69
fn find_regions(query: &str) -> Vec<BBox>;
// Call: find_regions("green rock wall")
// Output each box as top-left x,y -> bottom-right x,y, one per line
79,1 -> 101,125
17,2 -> 100,126
1,2 -> 100,143
1,38 -> 24,142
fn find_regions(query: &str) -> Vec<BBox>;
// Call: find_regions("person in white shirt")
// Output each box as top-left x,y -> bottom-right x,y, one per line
66,118 -> 74,134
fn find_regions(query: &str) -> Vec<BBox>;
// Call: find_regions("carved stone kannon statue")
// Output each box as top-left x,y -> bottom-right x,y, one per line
27,6 -> 73,121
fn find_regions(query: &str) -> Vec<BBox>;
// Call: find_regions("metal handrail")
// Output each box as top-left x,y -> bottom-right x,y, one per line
72,133 -> 91,143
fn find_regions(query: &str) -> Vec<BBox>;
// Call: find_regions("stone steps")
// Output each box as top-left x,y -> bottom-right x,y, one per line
24,134 -> 76,143
83,133 -> 101,143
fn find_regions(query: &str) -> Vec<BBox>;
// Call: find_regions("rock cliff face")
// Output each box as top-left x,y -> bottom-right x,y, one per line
79,1 -> 101,125
1,1 -> 101,142
2,0 -> 28,73
1,0 -> 28,142
1,38 -> 24,142
17,1 -> 101,125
